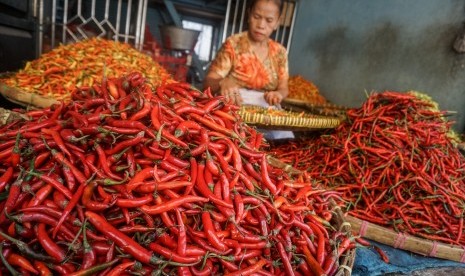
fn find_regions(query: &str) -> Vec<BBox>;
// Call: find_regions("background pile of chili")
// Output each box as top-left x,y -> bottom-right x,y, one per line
0,38 -> 172,102
0,72 -> 354,275
269,91 -> 465,246
287,75 -> 327,104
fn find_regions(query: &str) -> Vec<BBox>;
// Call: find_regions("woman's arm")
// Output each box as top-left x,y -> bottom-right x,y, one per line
203,71 -> 223,95
204,71 -> 243,105
264,74 -> 289,105
264,43 -> 289,106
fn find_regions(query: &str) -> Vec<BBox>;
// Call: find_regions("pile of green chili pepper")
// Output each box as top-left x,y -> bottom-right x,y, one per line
0,72 -> 353,275
270,91 -> 465,246
1,38 -> 172,102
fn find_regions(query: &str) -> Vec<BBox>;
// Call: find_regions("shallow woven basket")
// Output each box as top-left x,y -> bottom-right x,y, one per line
238,105 -> 342,130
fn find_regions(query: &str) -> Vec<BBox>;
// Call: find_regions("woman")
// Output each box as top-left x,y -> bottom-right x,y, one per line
204,0 -> 288,107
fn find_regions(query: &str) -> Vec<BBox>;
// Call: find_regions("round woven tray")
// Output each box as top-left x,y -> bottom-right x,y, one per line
238,105 -> 342,131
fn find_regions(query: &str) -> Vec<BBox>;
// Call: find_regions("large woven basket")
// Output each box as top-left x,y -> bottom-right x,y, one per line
0,83 -> 59,108
238,105 -> 342,131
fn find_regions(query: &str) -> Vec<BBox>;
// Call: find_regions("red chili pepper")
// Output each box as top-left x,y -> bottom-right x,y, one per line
105,260 -> 135,276
189,113 -> 239,140
49,149 -> 87,185
174,120 -> 201,137
104,131 -> 145,155
36,223 -> 66,262
187,229 -> 231,255
94,143 -> 123,181
148,242 -> 201,264
308,221 -> 326,265
11,212 -> 76,241
27,184 -> 53,207
322,237 -> 352,274
150,103 -> 188,148
61,165 -> 77,191
176,266 -> 193,276
81,240 -> 97,270
224,258 -> 267,276
300,244 -> 324,276
260,155 -> 277,195
201,211 -> 229,252
0,231 -> 55,262
26,171 -> 73,200
53,181 -> 85,238
175,104 -> 205,116
374,245 -> 390,263
101,242 -> 116,276
0,173 -> 23,225
67,258 -> 119,276
34,151 -> 51,169
195,162 -> 234,209
188,259 -> 214,276
140,195 -> 208,215
0,166 -> 13,193
116,194 -> 153,208
10,133 -> 22,167
81,181 -> 115,211
6,252 -> 39,274
34,260 -> 53,276
276,241 -> 295,276
107,79 -> 120,99
85,210 -> 156,264
42,128 -> 73,159
185,245 -> 207,257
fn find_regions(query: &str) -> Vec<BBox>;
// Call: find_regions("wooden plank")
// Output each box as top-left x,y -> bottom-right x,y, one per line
346,215 -> 465,262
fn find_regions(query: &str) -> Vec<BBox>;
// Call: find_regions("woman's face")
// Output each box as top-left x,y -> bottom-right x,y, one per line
248,0 -> 280,43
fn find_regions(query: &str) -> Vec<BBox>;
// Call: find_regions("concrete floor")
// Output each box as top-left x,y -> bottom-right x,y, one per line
387,267 -> 465,276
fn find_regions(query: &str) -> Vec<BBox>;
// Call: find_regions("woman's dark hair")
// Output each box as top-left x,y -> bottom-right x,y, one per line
248,0 -> 283,14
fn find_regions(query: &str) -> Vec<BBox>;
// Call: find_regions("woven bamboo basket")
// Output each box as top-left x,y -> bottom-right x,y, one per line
238,105 -> 342,131
346,215 -> 465,263
0,83 -> 59,108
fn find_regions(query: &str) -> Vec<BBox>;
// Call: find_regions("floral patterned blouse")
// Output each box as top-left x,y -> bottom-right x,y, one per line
209,32 -> 289,91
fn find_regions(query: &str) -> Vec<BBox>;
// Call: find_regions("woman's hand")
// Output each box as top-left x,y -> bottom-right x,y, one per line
220,77 -> 243,105
264,91 -> 284,106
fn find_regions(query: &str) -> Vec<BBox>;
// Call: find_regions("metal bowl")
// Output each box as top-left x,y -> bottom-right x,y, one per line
159,25 -> 200,51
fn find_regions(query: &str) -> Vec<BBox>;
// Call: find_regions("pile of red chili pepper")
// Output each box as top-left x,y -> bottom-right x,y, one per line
0,72 -> 354,275
1,38 -> 172,102
270,91 -> 465,245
